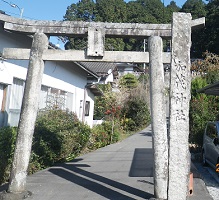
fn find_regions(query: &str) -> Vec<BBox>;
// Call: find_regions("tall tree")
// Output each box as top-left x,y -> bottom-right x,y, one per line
181,0 -> 207,57
181,0 -> 206,19
96,0 -> 127,22
126,1 -> 157,23
95,0 -> 127,51
136,0 -> 167,23
166,1 -> 180,22
64,0 -> 96,21
64,0 -> 96,50
204,0 -> 219,54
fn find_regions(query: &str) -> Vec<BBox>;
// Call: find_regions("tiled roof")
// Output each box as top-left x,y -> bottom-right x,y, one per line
78,62 -> 117,76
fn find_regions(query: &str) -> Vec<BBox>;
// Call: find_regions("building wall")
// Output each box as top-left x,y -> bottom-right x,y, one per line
104,69 -> 114,83
0,26 -> 95,127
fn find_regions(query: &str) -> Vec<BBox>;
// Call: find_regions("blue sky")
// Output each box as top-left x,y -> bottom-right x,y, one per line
0,0 -> 207,48
0,0 -> 208,20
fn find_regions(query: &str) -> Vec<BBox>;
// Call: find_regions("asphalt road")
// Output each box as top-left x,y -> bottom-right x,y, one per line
25,126 -> 155,200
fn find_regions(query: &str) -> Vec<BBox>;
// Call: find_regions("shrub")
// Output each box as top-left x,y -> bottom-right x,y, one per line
121,118 -> 136,132
90,121 -> 120,149
0,127 -> 17,185
31,109 -> 91,170
121,98 -> 151,130
189,76 -> 219,146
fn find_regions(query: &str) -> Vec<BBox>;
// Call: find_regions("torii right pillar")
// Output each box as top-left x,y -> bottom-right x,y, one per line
168,13 -> 192,200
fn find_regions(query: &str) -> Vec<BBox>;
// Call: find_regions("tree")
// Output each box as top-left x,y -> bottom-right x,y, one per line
64,0 -> 96,22
96,0 -> 127,22
181,0 -> 207,57
126,1 -> 156,23
119,73 -> 139,91
94,83 -> 118,120
96,0 -> 127,51
166,1 -> 180,22
190,53 -> 219,145
181,0 -> 206,19
64,0 -> 127,51
64,0 -> 96,50
204,0 -> 219,54
191,52 -> 219,83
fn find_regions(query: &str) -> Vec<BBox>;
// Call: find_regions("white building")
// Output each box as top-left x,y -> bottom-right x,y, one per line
0,21 -> 102,128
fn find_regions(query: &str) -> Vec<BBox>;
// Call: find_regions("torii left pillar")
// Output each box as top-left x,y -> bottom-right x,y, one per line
5,33 -> 48,197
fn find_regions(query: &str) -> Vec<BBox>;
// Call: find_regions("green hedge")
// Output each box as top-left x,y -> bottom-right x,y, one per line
0,127 -> 17,184
30,110 -> 91,171
121,98 -> 151,131
89,121 -> 120,149
0,110 -> 91,184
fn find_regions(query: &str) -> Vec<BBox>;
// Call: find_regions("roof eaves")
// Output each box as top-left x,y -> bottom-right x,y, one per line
75,61 -> 99,79
86,83 -> 103,96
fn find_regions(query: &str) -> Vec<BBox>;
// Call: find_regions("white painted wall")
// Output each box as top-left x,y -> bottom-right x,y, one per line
104,69 -> 114,83
0,84 -> 4,127
0,26 -> 95,127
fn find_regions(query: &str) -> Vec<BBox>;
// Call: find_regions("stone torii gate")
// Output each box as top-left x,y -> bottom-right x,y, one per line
0,12 -> 204,200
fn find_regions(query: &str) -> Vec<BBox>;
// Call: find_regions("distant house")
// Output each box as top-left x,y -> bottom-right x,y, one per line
77,62 -> 118,84
0,20 -> 102,128
78,62 -> 144,84
116,63 -> 144,77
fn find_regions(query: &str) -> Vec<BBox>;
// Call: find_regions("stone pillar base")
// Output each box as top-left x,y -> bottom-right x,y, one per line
0,190 -> 32,200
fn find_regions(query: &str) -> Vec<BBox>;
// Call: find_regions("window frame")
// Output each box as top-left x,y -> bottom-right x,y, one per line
85,101 -> 90,116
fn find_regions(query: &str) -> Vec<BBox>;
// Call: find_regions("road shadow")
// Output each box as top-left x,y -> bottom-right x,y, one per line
49,160 -> 153,200
129,148 -> 154,177
0,183 -> 8,192
139,131 -> 152,137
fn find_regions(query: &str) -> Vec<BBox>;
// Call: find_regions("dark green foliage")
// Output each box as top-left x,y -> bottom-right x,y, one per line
204,0 -> 219,55
90,121 -> 120,149
180,0 -> 207,57
63,0 -> 179,51
121,118 -> 136,131
137,0 -> 167,23
181,0 -> 206,19
122,97 -> 151,129
96,0 -> 127,22
63,0 -> 218,58
31,110 -> 91,170
94,83 -> 116,120
64,0 -> 96,22
126,1 -> 157,23
166,1 -> 180,22
119,74 -> 139,90
0,127 -> 17,184
189,53 -> 219,146
190,78 -> 219,146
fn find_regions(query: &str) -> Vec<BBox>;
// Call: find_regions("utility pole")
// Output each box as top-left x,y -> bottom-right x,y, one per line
1,0 -> 24,18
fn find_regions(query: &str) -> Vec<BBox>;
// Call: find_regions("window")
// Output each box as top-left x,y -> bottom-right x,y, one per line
39,85 -> 73,111
0,84 -> 7,112
10,78 -> 73,111
85,101 -> 90,116
10,78 -> 25,109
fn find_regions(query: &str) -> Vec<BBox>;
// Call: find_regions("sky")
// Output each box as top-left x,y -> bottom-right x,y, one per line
0,0 -> 208,48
